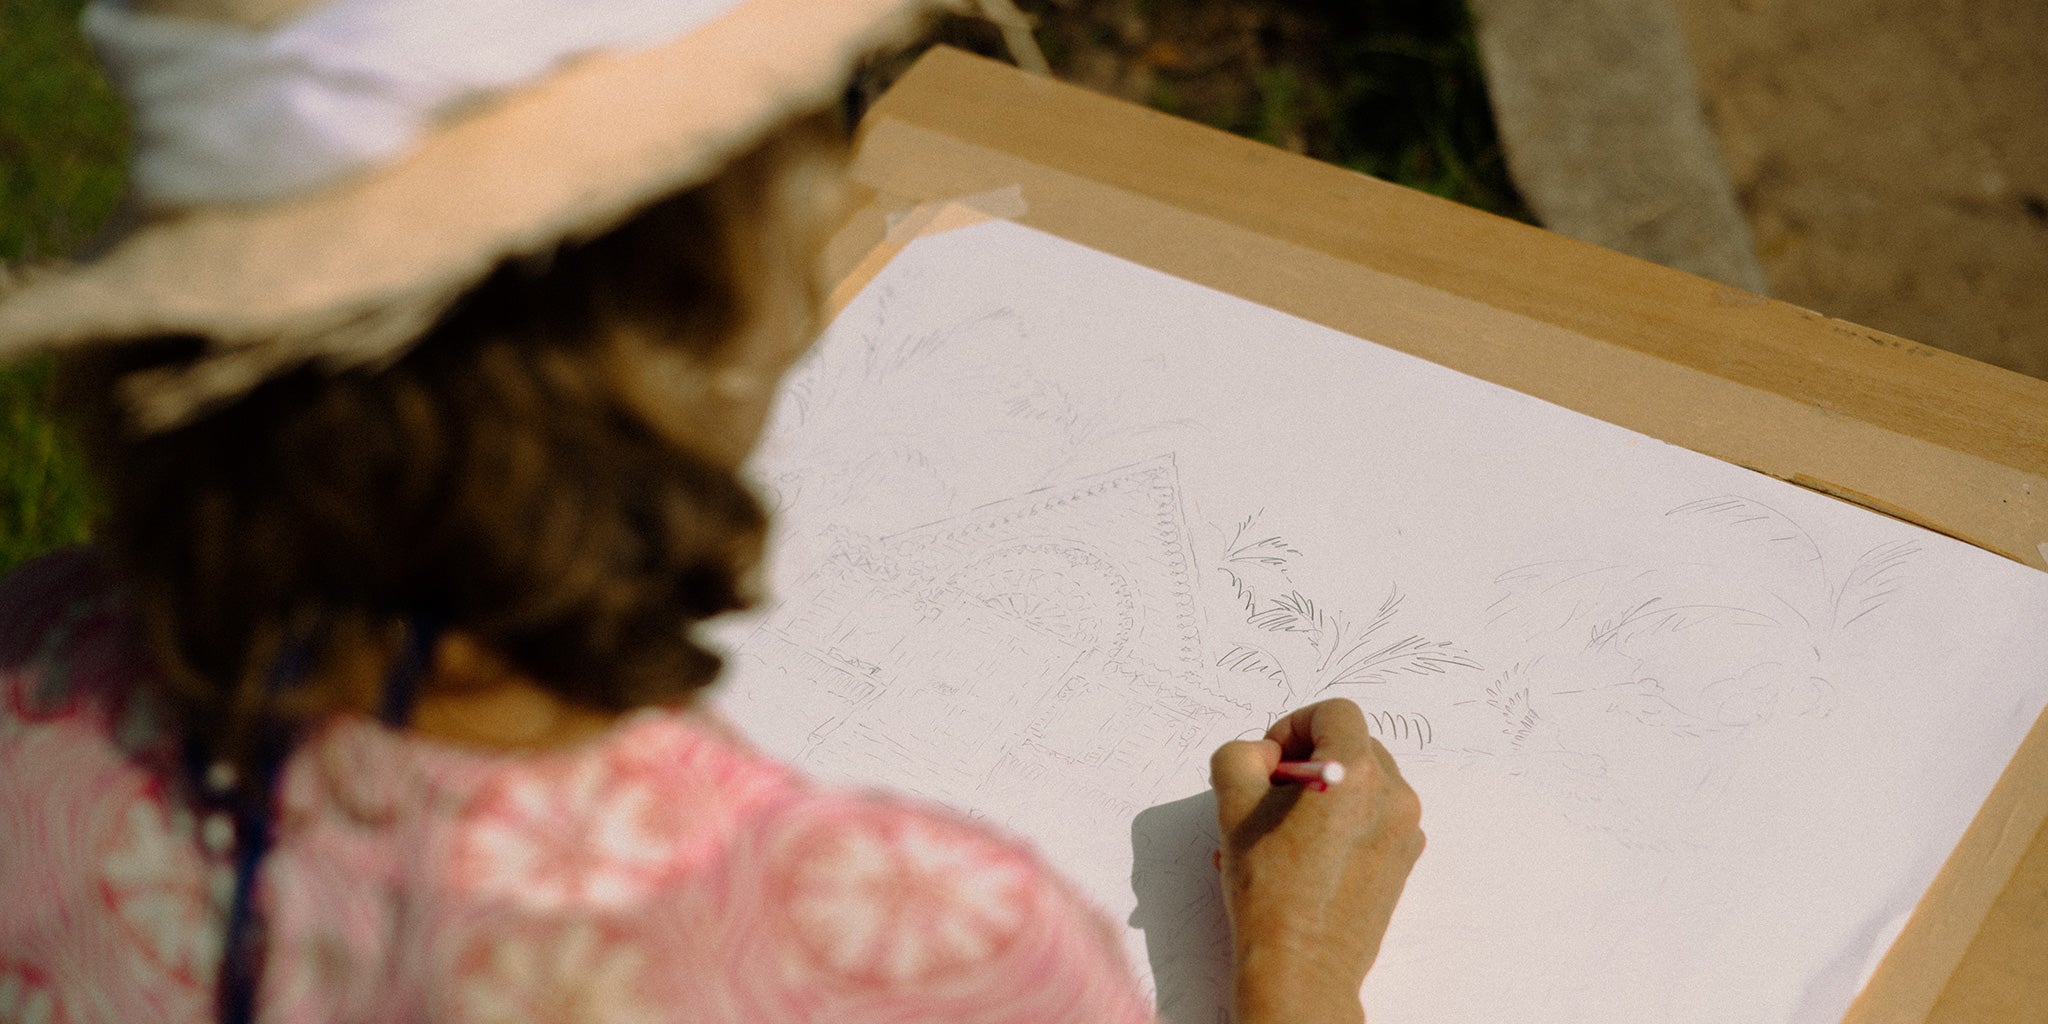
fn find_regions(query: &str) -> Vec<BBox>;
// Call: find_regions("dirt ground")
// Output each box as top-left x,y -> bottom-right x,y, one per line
1008,0 -> 1526,216
999,0 -> 2048,381
1675,0 -> 2047,379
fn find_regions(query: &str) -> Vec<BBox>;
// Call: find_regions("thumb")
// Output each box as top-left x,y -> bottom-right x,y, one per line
1210,737 -> 1282,827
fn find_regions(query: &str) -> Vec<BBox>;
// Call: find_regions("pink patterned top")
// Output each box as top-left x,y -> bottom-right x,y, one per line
0,551 -> 1154,1024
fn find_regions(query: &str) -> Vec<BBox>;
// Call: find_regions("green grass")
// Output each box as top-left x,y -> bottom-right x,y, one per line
1,356 -> 95,572
0,0 -> 126,262
1235,2 -> 1526,218
0,0 -> 124,575
1017,0 -> 1528,221
1325,14 -> 1524,216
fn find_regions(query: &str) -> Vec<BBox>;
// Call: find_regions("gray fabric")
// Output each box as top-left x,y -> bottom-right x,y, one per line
1471,0 -> 1767,294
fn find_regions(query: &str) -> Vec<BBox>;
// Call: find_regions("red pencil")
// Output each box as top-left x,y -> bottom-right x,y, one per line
1270,759 -> 1345,791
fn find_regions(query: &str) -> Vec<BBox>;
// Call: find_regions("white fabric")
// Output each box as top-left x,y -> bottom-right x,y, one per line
83,0 -> 748,206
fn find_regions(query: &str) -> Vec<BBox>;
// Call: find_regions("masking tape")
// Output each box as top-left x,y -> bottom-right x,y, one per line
830,185 -> 1028,314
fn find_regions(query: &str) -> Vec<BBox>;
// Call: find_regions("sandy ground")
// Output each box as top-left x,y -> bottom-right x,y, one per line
1006,1 -> 2048,381
1678,0 -> 2048,379
1010,0 -> 1526,215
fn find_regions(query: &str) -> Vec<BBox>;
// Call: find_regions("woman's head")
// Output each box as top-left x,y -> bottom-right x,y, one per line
62,110 -> 854,762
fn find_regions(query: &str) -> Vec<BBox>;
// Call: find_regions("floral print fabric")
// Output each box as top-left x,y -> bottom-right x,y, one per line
0,551 -> 1154,1024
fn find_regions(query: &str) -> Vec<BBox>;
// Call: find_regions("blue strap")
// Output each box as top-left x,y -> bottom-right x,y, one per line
216,769 -> 279,1024
214,613 -> 441,1024
212,634 -> 312,1024
380,611 -> 441,727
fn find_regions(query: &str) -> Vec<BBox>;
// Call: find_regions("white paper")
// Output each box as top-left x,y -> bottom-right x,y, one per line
711,219 -> 2048,1024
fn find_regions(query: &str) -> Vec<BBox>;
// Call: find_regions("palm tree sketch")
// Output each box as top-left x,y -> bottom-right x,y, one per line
1830,539 -> 1918,630
1456,493 -> 1931,850
1217,513 -> 1301,613
1664,495 -> 1924,637
1210,511 -> 1479,730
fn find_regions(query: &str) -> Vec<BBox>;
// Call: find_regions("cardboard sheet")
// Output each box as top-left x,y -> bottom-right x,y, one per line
711,218 -> 2048,1023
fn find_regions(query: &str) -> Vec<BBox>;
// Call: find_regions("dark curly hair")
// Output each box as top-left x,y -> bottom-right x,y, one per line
59,111 -> 850,772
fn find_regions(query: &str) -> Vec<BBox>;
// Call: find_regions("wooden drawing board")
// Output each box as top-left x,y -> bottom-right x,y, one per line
823,46 -> 2048,1023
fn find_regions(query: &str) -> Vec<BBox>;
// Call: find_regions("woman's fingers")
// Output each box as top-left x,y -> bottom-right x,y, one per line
1209,737 -> 1282,826
1264,698 -> 1376,766
1213,700 -> 1429,1016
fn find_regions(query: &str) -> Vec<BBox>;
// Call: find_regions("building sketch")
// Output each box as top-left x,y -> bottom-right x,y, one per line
729,457 -> 1229,823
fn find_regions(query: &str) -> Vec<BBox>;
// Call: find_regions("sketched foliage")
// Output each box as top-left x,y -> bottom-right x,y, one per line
1211,510 -> 1478,710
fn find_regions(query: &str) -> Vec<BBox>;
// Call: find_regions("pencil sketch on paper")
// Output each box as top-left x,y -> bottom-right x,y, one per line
759,285 -> 1151,527
1207,510 -> 1478,749
727,456 -> 1236,825
1437,493 -> 1924,850
710,219 -> 2048,1024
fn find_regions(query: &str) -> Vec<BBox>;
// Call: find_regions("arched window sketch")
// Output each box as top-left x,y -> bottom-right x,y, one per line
723,457 -> 1229,826
762,285 -> 1129,528
943,542 -> 1139,658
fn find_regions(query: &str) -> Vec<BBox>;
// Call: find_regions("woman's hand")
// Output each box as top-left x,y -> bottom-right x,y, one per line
1210,699 -> 1425,1024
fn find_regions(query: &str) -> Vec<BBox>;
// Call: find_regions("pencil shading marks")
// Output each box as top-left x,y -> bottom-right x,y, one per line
1833,540 -> 1918,630
761,449 -> 956,523
1667,495 -> 1825,571
727,457 -> 1234,830
1222,528 -> 1301,567
1366,710 -> 1434,750
1246,589 -> 1323,634
1457,668 -> 1612,776
1217,517 -> 1302,613
763,291 -> 1139,552
1664,494 -> 1924,637
1585,598 -> 1781,652
1213,512 -> 1480,705
945,542 -> 1139,659
1487,673 -> 1541,751
785,280 -> 1020,427
1214,643 -> 1290,702
1445,667 -> 1717,853
1315,602 -> 1483,690
703,214 -> 2048,1024
1204,510 -> 1477,749
1462,495 -> 1924,850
